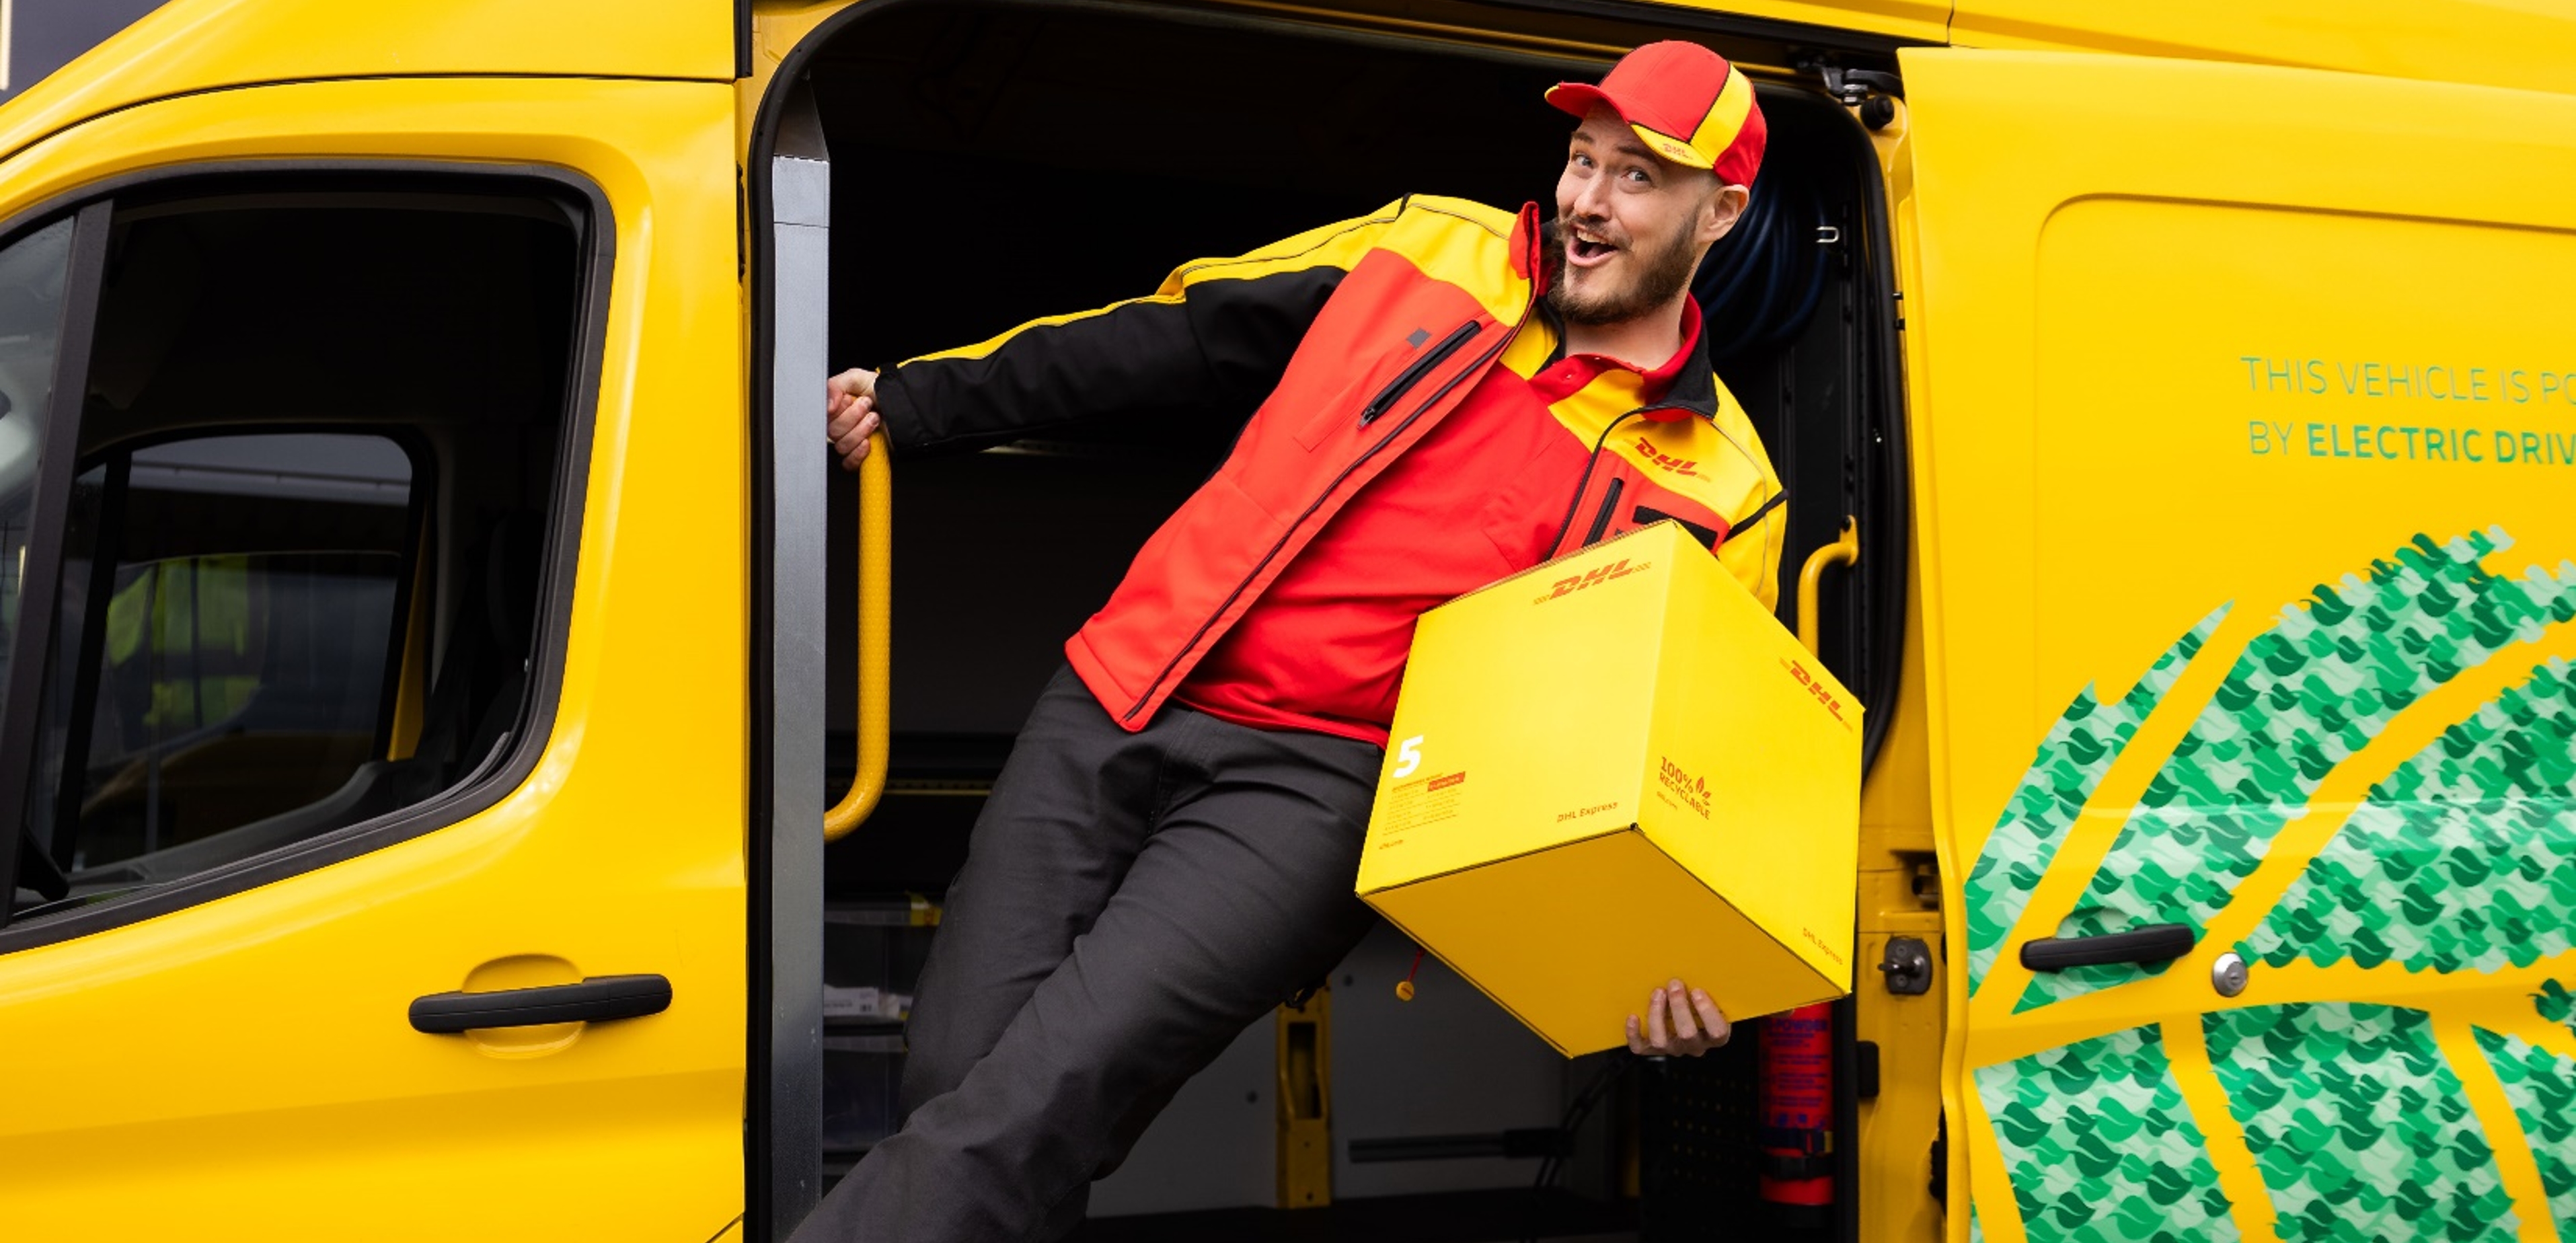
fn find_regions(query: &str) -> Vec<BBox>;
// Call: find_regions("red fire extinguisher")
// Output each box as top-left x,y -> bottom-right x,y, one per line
1758,1002 -> 1833,1227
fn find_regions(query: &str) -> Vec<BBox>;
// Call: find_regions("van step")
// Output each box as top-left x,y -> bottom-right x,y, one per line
1076,1188 -> 1634,1243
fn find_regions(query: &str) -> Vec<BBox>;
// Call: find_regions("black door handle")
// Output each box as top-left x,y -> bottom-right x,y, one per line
2019,924 -> 2195,972
410,973 -> 673,1034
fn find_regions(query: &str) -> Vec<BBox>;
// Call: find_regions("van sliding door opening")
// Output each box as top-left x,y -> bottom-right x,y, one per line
752,3 -> 1903,1238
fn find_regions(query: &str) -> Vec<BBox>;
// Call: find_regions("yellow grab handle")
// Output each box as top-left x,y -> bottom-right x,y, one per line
825,432 -> 892,841
1794,517 -> 1860,656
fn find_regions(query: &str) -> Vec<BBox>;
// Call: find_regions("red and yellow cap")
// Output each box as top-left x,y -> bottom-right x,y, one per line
1545,41 -> 1766,188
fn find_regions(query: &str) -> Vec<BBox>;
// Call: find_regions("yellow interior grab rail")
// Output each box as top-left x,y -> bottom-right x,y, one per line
825,431 -> 892,841
1795,516 -> 1860,656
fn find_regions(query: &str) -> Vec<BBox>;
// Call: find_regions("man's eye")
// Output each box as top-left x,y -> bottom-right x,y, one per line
1623,168 -> 1652,184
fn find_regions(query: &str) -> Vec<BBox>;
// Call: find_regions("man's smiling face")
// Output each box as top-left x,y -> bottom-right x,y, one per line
1550,105 -> 1747,328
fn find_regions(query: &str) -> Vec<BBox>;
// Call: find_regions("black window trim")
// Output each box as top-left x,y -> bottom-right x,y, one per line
0,158 -> 613,954
0,203 -> 115,921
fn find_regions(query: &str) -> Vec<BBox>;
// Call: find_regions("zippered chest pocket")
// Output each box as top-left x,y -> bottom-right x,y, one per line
1291,317 -> 1483,451
1361,319 -> 1480,425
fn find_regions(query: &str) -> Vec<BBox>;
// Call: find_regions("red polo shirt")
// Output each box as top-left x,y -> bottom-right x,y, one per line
1173,301 -> 1706,745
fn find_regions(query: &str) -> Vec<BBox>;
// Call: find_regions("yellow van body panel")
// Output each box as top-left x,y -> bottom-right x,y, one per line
0,0 -> 730,167
1901,46 -> 2576,1242
1648,0 -> 1949,43
1949,1 -> 2576,97
0,76 -> 749,1240
970,0 -> 2576,103
1749,0 -> 2576,97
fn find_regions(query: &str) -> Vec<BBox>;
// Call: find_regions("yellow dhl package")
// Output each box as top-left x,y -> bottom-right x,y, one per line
1355,521 -> 1862,1056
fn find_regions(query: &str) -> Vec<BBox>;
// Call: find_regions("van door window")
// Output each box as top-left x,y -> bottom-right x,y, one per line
2,183 -> 586,925
26,434 -> 418,878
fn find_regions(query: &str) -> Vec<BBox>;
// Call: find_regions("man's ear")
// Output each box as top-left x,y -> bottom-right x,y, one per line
1700,184 -> 1750,246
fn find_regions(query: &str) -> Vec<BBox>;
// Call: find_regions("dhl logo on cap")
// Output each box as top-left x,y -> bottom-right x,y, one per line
1545,41 -> 1768,189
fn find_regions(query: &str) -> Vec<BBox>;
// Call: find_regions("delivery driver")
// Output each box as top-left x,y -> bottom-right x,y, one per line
803,42 -> 1784,1242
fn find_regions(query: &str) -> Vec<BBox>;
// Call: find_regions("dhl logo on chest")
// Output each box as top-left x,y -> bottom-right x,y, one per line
1633,435 -> 1699,477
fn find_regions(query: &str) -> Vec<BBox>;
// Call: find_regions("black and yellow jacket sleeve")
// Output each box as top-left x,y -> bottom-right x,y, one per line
872,202 -> 1411,455
874,192 -> 1568,730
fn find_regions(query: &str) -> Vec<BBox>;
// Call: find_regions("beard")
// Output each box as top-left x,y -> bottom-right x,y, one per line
1544,215 -> 1700,328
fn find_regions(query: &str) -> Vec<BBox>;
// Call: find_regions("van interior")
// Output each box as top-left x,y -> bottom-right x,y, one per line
794,1 -> 1905,1238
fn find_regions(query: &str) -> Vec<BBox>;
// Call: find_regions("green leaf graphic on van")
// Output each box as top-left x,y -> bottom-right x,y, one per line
2018,529 -> 2576,1010
2207,1004 -> 2516,1242
2536,980 -> 2576,1036
2250,658 -> 2576,973
1973,1023 -> 2237,1241
1963,608 -> 2224,997
2475,1026 -> 2576,1238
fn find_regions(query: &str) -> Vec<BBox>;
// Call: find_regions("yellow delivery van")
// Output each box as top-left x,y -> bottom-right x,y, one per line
0,2 -> 2570,1242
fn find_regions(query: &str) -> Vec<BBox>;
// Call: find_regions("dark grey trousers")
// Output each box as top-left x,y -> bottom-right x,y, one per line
792,666 -> 1386,1243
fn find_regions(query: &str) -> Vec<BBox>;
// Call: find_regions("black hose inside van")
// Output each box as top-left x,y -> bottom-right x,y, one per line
1695,163 -> 1829,364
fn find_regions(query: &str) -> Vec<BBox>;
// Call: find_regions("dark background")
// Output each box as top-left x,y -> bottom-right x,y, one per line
3,0 -> 167,106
